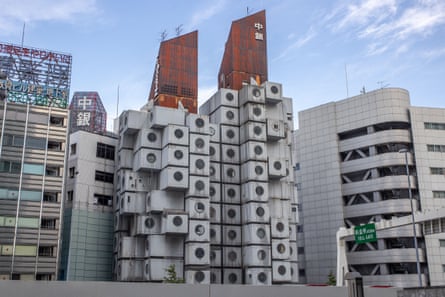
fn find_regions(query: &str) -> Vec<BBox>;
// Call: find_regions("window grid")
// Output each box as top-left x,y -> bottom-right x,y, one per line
95,170 -> 114,183
427,144 -> 445,152
433,191 -> 445,198
425,122 -> 445,130
431,167 -> 445,175
96,142 -> 115,160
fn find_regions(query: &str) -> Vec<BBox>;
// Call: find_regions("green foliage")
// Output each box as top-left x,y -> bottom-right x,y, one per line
327,271 -> 336,286
163,264 -> 185,283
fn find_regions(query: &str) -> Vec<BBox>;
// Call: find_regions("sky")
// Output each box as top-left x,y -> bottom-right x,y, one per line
1,0 -> 445,130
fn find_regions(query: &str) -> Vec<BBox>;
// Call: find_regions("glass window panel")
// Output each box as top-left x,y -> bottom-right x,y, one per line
21,190 -> 42,201
13,136 -> 24,146
11,162 -> 21,173
26,137 -> 46,149
0,161 -> 11,172
23,163 -> 44,175
15,245 -> 37,256
18,217 -> 39,228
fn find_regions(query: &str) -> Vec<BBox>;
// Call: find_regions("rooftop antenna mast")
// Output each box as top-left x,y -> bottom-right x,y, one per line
175,24 -> 183,36
160,30 -> 168,42
377,81 -> 390,89
116,85 -> 119,118
21,22 -> 25,47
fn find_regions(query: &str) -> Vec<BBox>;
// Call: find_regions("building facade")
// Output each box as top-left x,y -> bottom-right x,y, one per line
294,87 -> 445,287
59,130 -> 117,280
0,43 -> 71,280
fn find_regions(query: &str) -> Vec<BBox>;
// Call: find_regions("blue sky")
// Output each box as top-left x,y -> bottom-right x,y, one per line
1,0 -> 445,130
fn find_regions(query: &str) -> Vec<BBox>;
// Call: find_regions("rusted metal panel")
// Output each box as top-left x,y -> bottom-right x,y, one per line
218,10 -> 268,90
149,31 -> 198,113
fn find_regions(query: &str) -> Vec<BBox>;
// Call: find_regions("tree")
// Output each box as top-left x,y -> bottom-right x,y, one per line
327,271 -> 336,286
163,264 -> 185,283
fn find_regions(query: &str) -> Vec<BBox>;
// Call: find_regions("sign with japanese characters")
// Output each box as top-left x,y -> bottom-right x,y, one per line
254,22 -> 264,41
0,42 -> 72,108
354,223 -> 377,244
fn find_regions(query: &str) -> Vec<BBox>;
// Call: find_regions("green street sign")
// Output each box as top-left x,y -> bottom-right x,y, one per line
354,223 -> 377,244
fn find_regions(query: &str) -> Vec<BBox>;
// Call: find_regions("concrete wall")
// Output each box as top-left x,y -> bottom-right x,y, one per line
0,281 -> 400,297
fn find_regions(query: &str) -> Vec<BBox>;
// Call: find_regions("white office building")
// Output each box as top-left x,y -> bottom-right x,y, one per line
293,87 -> 445,287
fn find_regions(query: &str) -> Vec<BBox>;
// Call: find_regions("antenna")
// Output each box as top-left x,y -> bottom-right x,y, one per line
21,22 -> 25,47
175,24 -> 183,36
360,86 -> 366,94
116,85 -> 120,118
344,64 -> 349,98
377,81 -> 390,88
159,30 -> 168,42
247,7 -> 249,15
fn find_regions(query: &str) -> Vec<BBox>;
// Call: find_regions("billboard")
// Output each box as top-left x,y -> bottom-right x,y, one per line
0,42 -> 72,108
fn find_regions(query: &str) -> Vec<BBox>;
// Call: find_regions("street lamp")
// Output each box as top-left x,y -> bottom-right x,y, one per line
399,148 -> 422,287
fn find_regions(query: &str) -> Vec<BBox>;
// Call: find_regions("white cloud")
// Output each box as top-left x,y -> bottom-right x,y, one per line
422,47 -> 445,60
273,27 -> 316,61
189,0 -> 227,29
0,0 -> 98,35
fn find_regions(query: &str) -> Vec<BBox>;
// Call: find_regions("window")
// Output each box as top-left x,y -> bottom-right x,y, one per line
297,247 -> 305,254
43,192 -> 59,203
67,190 -> 73,202
95,170 -> 114,183
299,269 -> 306,277
443,265 -> 445,273
69,167 -> 76,178
26,137 -> 46,149
440,240 -> 445,247
70,143 -> 77,155
96,143 -> 115,160
41,218 -> 56,230
23,163 -> 44,175
93,194 -> 112,206
425,122 -> 445,130
47,141 -> 62,151
431,167 -> 445,175
434,191 -> 445,198
427,144 -> 445,152
38,246 -> 54,257
297,225 -> 304,233
0,160 -> 21,173
45,166 -> 59,176
294,163 -> 300,170
50,116 -> 64,126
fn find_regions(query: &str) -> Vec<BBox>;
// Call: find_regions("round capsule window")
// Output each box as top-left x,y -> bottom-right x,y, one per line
274,161 -> 282,170
195,271 -> 205,283
210,251 -> 216,260
276,222 -> 285,232
195,180 -> 205,191
210,207 -> 216,218
252,88 -> 261,98
195,224 -> 205,236
256,228 -> 266,239
255,185 -> 264,195
195,138 -> 205,148
209,126 -> 216,136
227,209 -> 236,218
227,188 -> 236,198
254,145 -> 263,155
147,132 -> 157,142
258,272 -> 267,283
253,126 -> 262,135
174,150 -> 183,160
226,110 -> 235,120
253,106 -> 262,116
210,228 -> 216,238
226,148 -> 235,158
257,249 -> 266,260
195,159 -> 205,169
228,229 -> 237,239
256,206 -> 265,217
209,146 -> 215,156
195,248 -> 205,259
195,118 -> 205,128
145,217 -> 155,228
228,251 -> 237,261
209,186 -> 215,196
227,168 -> 236,177
226,92 -> 234,101
270,85 -> 279,94
146,153 -> 156,163
254,165 -> 263,175
209,166 -> 215,176
172,215 -> 183,226
228,273 -> 237,283
278,265 -> 287,275
277,243 -> 286,254
195,201 -> 206,213
174,128 -> 184,139
226,129 -> 235,139
173,171 -> 183,181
